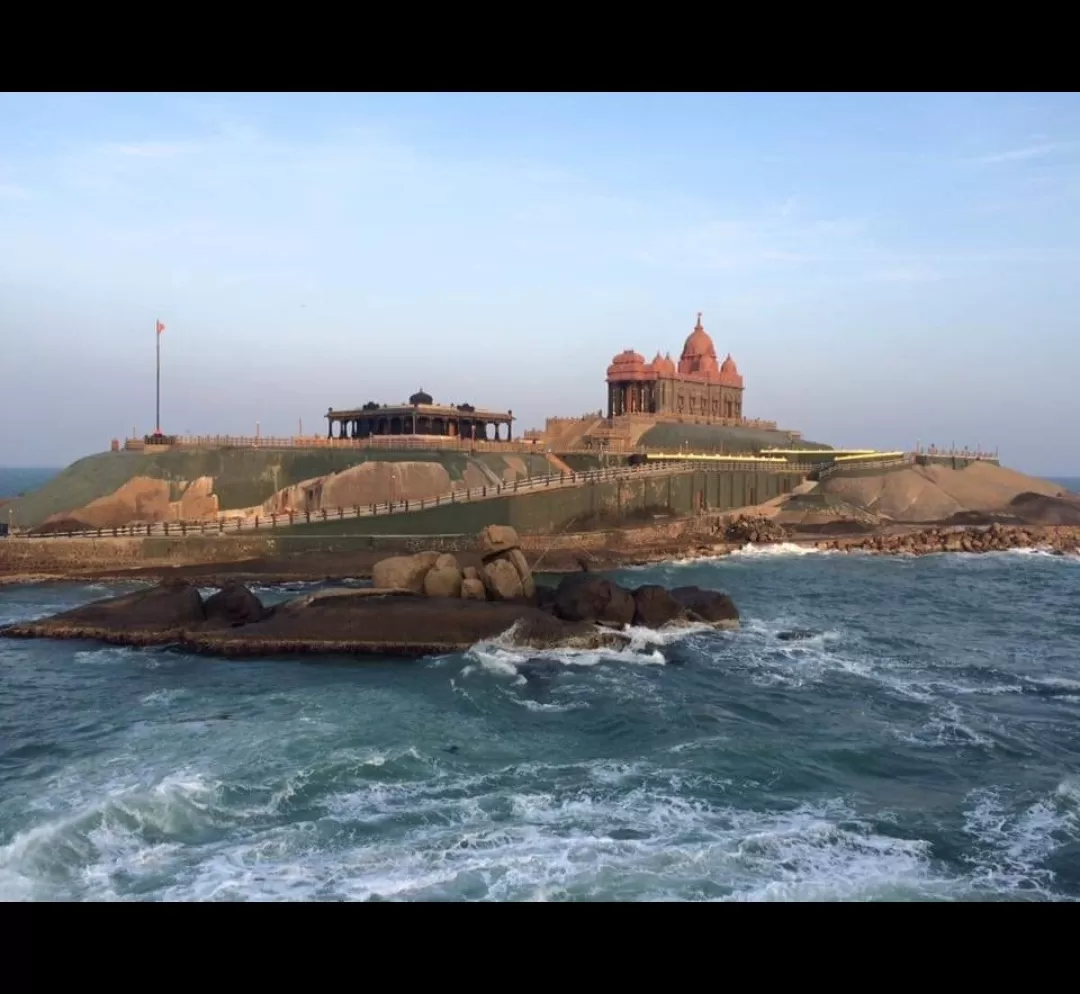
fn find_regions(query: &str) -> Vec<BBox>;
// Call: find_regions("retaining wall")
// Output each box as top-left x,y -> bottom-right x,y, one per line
0,468 -> 803,574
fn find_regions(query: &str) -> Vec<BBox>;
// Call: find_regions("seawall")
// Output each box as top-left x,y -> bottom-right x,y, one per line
0,468 -> 803,575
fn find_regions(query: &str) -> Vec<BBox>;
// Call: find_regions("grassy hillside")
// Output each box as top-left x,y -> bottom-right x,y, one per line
7,448 -> 562,528
638,423 -> 832,454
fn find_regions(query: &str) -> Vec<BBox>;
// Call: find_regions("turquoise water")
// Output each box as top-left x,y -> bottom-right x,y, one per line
1,545 -> 1079,901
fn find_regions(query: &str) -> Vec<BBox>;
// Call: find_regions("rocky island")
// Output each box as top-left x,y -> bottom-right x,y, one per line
0,526 -> 738,659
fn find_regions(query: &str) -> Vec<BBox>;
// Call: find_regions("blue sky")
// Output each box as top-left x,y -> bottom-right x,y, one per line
1,92 -> 1078,473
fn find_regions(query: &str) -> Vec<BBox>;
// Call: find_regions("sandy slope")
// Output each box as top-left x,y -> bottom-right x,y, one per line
817,461 -> 1065,522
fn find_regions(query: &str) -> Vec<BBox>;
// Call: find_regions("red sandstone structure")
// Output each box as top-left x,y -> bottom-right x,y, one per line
607,313 -> 744,421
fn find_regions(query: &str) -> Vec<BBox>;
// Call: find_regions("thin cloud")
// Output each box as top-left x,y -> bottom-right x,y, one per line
970,142 -> 1072,165
107,142 -> 198,158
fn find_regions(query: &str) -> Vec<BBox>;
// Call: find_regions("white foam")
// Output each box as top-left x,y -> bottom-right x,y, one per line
728,542 -> 837,559
458,619 -> 704,680
962,785 -> 1079,896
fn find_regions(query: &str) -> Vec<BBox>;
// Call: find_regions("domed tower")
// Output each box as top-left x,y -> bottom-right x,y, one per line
677,313 -> 719,376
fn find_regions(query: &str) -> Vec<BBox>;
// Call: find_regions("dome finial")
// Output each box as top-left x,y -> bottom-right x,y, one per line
696,311 -> 703,328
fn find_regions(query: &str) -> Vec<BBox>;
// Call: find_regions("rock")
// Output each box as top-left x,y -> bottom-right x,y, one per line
478,524 -> 521,557
0,579 -> 205,640
371,552 -> 441,593
462,566 -> 480,581
534,585 -> 557,612
204,581 -> 265,627
483,558 -> 524,600
506,614 -> 631,652
631,585 -> 689,628
487,547 -> 535,599
668,586 -> 740,628
461,578 -> 487,600
776,629 -> 816,642
552,575 -> 635,628
423,565 -> 463,598
724,514 -> 788,544
433,553 -> 460,572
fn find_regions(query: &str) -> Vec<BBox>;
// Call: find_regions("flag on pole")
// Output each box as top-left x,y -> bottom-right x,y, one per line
156,320 -> 165,334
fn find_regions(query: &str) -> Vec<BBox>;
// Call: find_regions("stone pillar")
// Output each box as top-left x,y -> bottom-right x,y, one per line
327,420 -> 333,439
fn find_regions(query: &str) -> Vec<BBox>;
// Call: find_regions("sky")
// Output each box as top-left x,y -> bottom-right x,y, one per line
1,92 -> 1078,474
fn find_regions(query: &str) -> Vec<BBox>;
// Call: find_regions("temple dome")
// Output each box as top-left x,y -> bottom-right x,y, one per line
681,313 -> 718,361
720,354 -> 738,374
607,349 -> 651,379
409,389 -> 433,406
653,351 -> 676,376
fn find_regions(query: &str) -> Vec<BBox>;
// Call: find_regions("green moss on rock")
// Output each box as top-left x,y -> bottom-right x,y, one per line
639,423 -> 832,455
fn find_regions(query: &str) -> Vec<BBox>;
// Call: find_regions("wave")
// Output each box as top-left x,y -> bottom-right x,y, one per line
6,761 -> 1073,901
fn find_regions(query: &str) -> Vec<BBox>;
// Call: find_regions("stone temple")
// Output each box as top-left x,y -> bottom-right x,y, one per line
606,312 -> 744,422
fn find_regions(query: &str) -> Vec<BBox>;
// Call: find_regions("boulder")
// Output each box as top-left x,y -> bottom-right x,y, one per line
668,586 -> 740,628
423,565 -> 463,598
487,547 -> 535,599
462,565 -> 480,581
552,575 -> 635,628
204,581 -> 265,627
461,578 -> 487,600
371,552 -> 441,593
478,524 -> 521,557
631,585 -> 689,628
433,553 -> 460,572
483,558 -> 524,601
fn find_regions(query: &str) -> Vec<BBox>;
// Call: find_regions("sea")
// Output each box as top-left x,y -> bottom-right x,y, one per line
1,468 -> 1079,902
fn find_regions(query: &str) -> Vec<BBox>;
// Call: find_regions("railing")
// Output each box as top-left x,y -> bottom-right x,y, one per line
124,434 -> 546,453
816,454 -> 914,480
912,446 -> 999,460
14,459 -> 800,540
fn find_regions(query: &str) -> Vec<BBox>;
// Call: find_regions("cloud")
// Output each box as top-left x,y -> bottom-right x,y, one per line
970,142 -> 1073,165
105,142 -> 199,158
864,266 -> 946,283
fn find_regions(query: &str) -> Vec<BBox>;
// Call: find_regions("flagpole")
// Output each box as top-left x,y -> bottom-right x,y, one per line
156,320 -> 161,434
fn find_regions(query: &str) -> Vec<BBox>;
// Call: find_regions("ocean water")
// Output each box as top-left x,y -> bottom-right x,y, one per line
2,545 -> 1080,901
0,467 -> 60,501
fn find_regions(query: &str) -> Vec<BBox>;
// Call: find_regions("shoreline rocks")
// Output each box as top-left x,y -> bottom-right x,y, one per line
805,523 -> 1080,556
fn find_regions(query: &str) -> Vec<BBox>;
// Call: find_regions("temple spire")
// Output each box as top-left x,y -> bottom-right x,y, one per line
696,311 -> 702,328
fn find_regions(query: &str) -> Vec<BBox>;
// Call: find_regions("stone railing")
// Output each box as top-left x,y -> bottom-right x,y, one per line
13,459 -> 801,540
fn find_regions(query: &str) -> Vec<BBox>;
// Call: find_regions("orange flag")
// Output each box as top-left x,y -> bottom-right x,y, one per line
156,320 -> 165,334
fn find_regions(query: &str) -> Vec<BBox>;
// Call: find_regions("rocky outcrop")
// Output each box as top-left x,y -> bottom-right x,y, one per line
1,525 -> 742,656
